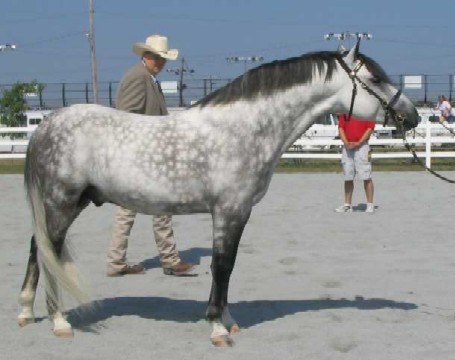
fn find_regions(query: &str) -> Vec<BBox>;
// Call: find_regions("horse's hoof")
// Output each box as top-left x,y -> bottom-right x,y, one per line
229,323 -> 240,334
211,335 -> 234,347
53,328 -> 74,338
18,317 -> 35,328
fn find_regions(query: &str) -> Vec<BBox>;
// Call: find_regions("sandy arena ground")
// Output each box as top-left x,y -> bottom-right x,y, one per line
1,172 -> 454,360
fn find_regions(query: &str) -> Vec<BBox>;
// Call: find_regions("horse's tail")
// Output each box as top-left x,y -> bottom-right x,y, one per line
24,145 -> 91,306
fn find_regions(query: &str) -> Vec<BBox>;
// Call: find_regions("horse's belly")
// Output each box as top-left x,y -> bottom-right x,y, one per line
106,180 -> 210,215
144,202 -> 210,215
123,197 -> 210,215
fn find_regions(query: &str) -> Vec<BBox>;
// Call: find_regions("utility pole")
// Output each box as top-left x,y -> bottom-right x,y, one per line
167,57 -> 194,107
0,44 -> 17,94
226,56 -> 264,73
87,0 -> 99,104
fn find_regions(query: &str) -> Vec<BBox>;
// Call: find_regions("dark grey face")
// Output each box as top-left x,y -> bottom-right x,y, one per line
401,108 -> 419,131
349,53 -> 419,131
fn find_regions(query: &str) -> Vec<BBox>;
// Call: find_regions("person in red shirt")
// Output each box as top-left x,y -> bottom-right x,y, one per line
335,114 -> 376,214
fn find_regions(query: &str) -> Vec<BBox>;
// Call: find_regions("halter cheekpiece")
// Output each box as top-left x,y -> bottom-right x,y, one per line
337,56 -> 405,128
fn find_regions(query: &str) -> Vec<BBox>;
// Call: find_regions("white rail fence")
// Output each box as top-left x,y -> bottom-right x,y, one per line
285,120 -> 455,168
1,121 -> 455,168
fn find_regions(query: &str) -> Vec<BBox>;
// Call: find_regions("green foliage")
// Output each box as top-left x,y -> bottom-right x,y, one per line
0,81 -> 45,127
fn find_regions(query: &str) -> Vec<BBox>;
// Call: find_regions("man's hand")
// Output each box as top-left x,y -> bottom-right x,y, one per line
345,141 -> 360,150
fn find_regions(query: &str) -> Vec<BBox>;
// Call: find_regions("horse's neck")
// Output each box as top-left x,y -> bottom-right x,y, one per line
227,83 -> 338,152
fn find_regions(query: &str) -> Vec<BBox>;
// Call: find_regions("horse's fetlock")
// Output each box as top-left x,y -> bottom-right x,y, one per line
206,306 -> 221,321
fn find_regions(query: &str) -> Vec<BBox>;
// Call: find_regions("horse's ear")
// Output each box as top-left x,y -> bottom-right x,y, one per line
344,38 -> 361,66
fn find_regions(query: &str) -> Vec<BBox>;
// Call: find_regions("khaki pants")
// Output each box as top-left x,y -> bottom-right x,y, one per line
107,206 -> 181,274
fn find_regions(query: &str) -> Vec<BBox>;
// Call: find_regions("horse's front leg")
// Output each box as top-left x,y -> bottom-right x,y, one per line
207,207 -> 251,347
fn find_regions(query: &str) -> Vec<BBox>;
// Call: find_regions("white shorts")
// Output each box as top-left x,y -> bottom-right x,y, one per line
341,143 -> 372,181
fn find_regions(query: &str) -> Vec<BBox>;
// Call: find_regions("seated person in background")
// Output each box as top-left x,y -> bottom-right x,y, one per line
434,95 -> 452,124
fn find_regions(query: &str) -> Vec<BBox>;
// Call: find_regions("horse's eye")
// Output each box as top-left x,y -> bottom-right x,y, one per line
371,77 -> 381,84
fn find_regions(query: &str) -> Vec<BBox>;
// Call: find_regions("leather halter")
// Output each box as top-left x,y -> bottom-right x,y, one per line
336,56 -> 405,127
337,55 -> 455,184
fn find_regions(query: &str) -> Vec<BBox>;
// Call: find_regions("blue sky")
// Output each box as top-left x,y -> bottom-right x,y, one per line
0,0 -> 453,85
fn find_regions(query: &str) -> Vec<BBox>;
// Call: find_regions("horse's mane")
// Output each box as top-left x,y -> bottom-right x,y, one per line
193,51 -> 390,108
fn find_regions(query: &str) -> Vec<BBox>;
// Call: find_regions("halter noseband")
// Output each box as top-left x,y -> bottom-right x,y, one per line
337,57 -> 405,127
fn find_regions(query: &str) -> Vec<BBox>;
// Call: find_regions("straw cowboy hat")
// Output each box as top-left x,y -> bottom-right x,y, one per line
132,34 -> 179,60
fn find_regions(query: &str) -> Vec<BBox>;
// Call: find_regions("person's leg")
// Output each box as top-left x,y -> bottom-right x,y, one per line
153,215 -> 180,267
107,206 -> 139,275
355,143 -> 375,213
335,147 -> 355,212
344,180 -> 354,205
153,215 -> 195,275
364,179 -> 374,204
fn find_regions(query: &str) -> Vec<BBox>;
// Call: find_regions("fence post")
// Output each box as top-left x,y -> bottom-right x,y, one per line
423,74 -> 428,105
449,74 -> 453,102
425,119 -> 431,168
62,83 -> 67,107
85,83 -> 89,103
39,88 -> 44,108
109,82 -> 113,107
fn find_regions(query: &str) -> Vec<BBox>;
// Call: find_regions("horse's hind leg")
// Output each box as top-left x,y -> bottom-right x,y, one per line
39,193 -> 88,337
44,236 -> 74,338
18,236 -> 39,327
17,233 -> 74,337
207,207 -> 251,347
43,199 -> 89,338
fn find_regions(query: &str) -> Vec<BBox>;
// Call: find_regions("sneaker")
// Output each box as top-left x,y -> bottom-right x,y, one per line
335,205 -> 352,213
365,205 -> 375,214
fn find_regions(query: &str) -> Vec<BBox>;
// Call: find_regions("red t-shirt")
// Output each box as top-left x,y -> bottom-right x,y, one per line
338,114 -> 376,142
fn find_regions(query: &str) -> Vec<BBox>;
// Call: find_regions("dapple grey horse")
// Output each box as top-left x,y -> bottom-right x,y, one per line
18,44 -> 418,346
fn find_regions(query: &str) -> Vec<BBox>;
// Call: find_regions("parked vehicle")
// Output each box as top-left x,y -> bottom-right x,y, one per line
293,113 -> 403,151
291,114 -> 339,151
0,109 -> 53,152
24,110 -> 53,128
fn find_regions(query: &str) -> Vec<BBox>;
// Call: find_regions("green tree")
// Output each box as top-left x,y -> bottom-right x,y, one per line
0,81 -> 45,127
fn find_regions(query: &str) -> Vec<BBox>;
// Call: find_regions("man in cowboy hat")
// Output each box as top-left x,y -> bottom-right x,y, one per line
106,34 -> 195,277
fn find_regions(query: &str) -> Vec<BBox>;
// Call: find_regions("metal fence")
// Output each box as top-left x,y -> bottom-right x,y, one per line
1,73 -> 455,110
1,78 -> 232,110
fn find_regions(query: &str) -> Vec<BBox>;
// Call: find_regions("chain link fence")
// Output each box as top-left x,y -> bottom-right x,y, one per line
1,74 -> 454,110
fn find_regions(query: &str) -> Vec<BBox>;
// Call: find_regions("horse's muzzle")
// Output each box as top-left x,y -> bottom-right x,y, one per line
401,108 -> 419,131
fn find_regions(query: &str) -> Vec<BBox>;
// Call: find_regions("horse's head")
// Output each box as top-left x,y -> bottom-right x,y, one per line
335,43 -> 418,131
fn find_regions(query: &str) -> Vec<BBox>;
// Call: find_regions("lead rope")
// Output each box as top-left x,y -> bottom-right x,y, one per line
397,119 -> 455,184
438,119 -> 455,136
337,55 -> 455,183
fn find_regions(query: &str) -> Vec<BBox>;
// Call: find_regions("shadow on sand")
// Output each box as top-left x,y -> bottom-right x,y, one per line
141,246 -> 212,270
67,295 -> 418,333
